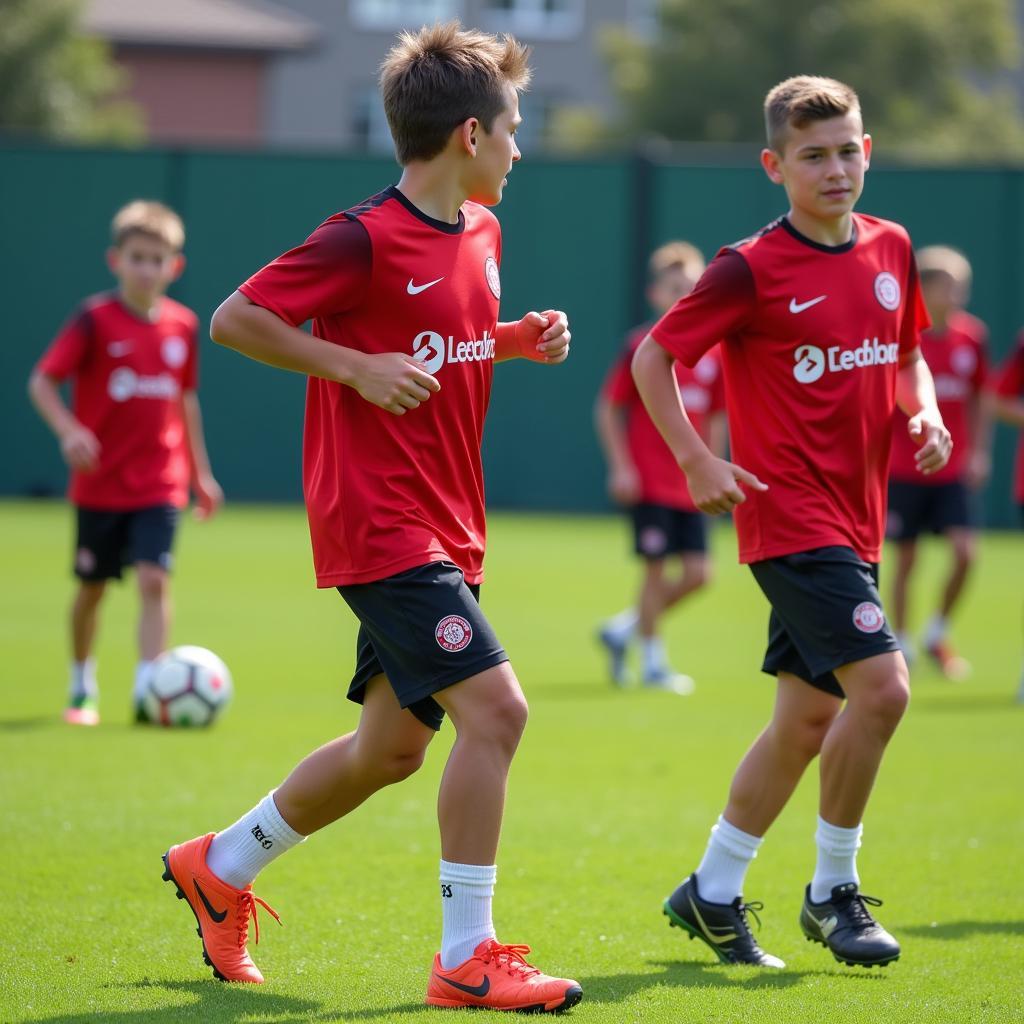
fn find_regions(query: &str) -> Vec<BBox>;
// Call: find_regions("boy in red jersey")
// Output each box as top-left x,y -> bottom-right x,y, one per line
634,76 -> 951,970
159,23 -> 581,1013
28,201 -> 222,727
989,334 -> 1024,700
887,246 -> 990,679
596,241 -> 726,693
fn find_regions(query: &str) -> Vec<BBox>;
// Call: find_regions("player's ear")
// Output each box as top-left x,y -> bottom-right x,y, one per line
760,147 -> 784,185
105,246 -> 121,275
170,253 -> 186,281
862,133 -> 872,170
460,117 -> 480,156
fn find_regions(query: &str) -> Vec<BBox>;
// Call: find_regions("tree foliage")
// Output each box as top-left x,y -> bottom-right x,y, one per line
0,0 -> 142,143
596,0 -> 1024,160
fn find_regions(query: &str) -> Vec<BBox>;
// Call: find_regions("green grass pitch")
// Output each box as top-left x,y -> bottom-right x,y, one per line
1,500 -> 1021,1023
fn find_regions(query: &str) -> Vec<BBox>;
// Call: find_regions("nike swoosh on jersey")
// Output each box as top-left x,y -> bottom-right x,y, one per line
789,295 -> 827,314
438,974 -> 491,997
407,276 -> 445,295
107,340 -> 133,356
193,880 -> 228,923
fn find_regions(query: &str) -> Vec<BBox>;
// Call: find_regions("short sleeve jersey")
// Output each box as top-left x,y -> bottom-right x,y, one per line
602,325 -> 724,511
239,186 -> 502,587
994,333 -> 1024,504
890,311 -> 988,483
651,213 -> 927,565
35,293 -> 199,510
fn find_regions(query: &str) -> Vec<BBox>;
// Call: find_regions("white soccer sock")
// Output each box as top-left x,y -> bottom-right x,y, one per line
70,659 -> 97,700
923,614 -> 948,648
206,791 -> 306,889
604,608 -> 638,643
810,816 -> 862,903
439,860 -> 497,969
641,635 -> 667,676
133,660 -> 156,703
693,815 -> 763,904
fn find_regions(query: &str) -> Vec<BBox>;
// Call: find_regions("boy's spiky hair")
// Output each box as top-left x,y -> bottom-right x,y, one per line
380,20 -> 530,165
764,76 -> 861,153
111,200 -> 185,251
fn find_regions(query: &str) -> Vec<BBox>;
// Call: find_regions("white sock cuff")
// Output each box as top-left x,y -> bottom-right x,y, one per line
440,860 -> 497,887
263,792 -> 306,843
815,816 -> 863,855
712,816 -> 763,860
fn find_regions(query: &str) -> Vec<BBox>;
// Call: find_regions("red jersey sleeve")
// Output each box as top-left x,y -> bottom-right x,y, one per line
36,307 -> 93,381
603,340 -> 640,406
995,335 -> 1024,397
898,255 -> 930,366
238,216 -> 372,327
650,249 -> 756,366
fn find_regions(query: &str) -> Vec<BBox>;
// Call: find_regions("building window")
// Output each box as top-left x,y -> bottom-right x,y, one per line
626,0 -> 659,39
350,0 -> 461,31
351,85 -> 395,153
480,0 -> 583,40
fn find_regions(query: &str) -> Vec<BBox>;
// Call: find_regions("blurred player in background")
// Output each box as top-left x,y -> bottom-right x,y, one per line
634,75 -> 950,970
159,23 -> 581,1014
988,332 -> 1024,700
887,245 -> 990,678
595,241 -> 725,693
28,200 -> 222,727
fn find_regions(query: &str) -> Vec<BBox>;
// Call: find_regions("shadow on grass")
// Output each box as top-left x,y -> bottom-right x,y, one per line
577,956 -> 885,1004
0,715 -> 55,732
911,693 -> 1021,713
902,919 -> 1024,940
20,978 -> 425,1024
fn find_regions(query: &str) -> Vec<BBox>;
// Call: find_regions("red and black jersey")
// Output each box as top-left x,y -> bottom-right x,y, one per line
35,293 -> 199,510
240,185 -> 502,587
602,325 -> 724,511
890,311 -> 988,484
651,213 -> 927,564
994,333 -> 1024,504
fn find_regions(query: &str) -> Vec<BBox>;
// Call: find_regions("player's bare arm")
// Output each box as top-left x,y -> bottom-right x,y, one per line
895,348 -> 953,475
27,370 -> 101,472
211,291 -> 440,416
594,393 -> 640,504
987,390 -> 1024,428
494,310 -> 570,363
182,391 -> 224,520
632,334 -> 765,514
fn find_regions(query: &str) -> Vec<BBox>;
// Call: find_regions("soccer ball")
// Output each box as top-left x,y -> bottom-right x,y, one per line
142,645 -> 233,727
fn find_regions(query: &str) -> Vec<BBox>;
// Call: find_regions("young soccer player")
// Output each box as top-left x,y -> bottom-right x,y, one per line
887,246 -> 990,678
28,200 -> 222,727
633,76 -> 951,969
159,23 -> 582,1013
595,241 -> 725,693
989,332 -> 1024,700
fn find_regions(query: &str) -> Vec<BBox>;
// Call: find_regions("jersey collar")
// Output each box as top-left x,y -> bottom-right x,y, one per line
387,185 -> 465,235
781,215 -> 858,254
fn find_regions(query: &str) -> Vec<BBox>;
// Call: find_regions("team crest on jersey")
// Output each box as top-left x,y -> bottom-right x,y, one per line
162,336 -> 188,369
484,256 -> 501,299
852,601 -> 885,634
950,345 -> 977,377
436,614 -> 473,652
873,272 -> 901,311
693,355 -> 718,385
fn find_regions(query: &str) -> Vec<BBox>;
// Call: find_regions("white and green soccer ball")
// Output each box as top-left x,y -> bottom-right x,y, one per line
143,645 -> 233,727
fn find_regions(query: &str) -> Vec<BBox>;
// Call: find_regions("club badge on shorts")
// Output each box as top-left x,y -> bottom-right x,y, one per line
436,614 -> 473,652
852,601 -> 885,633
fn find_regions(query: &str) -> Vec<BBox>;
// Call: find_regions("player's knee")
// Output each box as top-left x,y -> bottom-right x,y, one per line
77,581 -> 106,607
951,533 -> 976,567
136,565 -> 169,601
482,689 -> 529,755
865,675 -> 910,732
688,560 -> 712,591
381,745 -> 427,784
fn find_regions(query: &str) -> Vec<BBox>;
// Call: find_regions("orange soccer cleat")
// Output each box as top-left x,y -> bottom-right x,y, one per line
426,939 -> 583,1013
161,832 -> 280,984
63,695 -> 99,726
924,638 -> 970,681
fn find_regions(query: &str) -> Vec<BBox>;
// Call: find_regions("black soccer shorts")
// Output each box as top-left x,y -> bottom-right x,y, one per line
74,504 -> 179,581
630,503 -> 708,558
886,480 -> 974,541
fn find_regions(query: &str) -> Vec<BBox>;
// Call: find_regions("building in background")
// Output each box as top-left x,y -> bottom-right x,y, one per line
84,0 -> 652,150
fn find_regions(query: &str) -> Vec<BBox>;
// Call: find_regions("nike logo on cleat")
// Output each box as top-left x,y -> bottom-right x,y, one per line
193,880 -> 228,923
407,276 -> 444,295
789,295 -> 827,314
690,897 -> 738,945
439,975 -> 491,997
812,912 -> 840,938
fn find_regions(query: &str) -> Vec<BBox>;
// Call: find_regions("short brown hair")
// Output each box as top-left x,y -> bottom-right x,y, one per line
649,241 -> 705,282
764,76 -> 861,153
111,200 -> 185,251
380,20 -> 531,165
916,244 -> 972,290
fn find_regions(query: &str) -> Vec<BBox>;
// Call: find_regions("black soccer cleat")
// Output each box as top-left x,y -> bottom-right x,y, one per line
664,874 -> 785,968
800,882 -> 900,968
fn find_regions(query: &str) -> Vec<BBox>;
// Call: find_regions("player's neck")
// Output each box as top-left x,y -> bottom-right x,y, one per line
786,207 -> 855,248
118,287 -> 163,322
395,166 -> 466,225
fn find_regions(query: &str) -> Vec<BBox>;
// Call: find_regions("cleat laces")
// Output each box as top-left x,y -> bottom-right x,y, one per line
838,892 -> 883,928
478,941 -> 540,979
236,891 -> 281,949
736,900 -> 765,935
